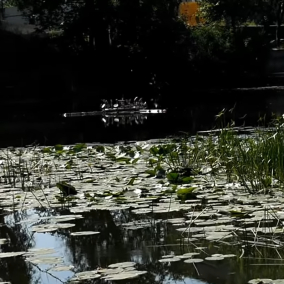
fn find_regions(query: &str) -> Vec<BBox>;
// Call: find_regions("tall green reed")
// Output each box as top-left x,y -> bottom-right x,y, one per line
165,109 -> 284,194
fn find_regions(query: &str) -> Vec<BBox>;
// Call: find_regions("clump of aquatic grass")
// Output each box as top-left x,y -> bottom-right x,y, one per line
149,137 -> 207,175
165,109 -> 284,194
216,112 -> 284,193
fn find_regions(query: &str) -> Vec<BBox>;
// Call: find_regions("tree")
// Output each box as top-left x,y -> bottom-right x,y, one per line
12,0 -> 192,101
198,0 -> 256,32
199,0 -> 284,47
255,0 -> 284,47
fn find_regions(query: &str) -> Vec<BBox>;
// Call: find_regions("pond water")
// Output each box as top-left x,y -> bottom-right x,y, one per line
0,137 -> 284,284
1,90 -> 284,148
1,91 -> 284,284
3,198 -> 284,284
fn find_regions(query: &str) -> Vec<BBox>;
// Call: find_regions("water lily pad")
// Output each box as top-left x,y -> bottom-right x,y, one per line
222,254 -> 237,258
205,256 -> 224,261
27,256 -> 63,265
105,271 -> 145,281
184,258 -> 204,263
167,218 -> 186,224
70,270 -> 101,281
97,268 -> 123,275
182,252 -> 200,257
70,231 -> 100,236
49,265 -> 74,271
55,223 -> 76,229
123,266 -> 136,271
0,252 -> 26,258
108,262 -> 136,268
131,209 -> 152,214
31,225 -> 58,233
158,257 -> 181,262
0,239 -> 8,245
162,255 -> 175,258
24,248 -> 56,256
248,279 -> 273,284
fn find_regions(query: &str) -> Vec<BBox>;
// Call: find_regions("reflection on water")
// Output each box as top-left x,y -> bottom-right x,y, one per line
0,103 -> 275,148
1,208 -> 284,284
1,89 -> 284,148
101,114 -> 148,127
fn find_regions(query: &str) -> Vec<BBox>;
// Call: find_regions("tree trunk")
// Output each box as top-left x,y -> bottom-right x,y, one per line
93,14 -> 110,53
276,1 -> 284,47
85,0 -> 94,49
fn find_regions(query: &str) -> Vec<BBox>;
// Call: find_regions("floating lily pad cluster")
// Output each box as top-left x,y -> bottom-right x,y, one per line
69,262 -> 147,282
248,279 -> 284,284
1,142 -> 284,251
1,139 -> 284,283
0,247 -> 74,273
158,253 -> 236,263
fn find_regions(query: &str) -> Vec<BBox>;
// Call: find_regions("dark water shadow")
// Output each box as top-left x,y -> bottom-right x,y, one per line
1,90 -> 284,148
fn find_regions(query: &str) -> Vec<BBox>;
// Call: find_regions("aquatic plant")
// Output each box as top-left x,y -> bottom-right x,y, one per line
163,110 -> 284,194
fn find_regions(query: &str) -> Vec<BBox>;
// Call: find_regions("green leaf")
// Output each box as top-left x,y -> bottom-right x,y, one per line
167,172 -> 179,183
106,153 -> 116,160
56,182 -> 77,196
148,158 -> 158,165
54,144 -> 63,151
132,158 -> 139,164
177,187 -> 197,202
145,169 -> 156,177
182,176 -> 194,183
150,146 -> 159,156
127,177 -> 136,186
116,157 -> 131,164
65,160 -> 74,169
136,145 -> 143,153
55,150 -> 64,155
42,147 -> 51,153
72,143 -> 86,152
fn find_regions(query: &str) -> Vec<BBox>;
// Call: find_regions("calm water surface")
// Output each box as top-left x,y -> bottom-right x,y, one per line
1,92 -> 284,148
2,207 -> 284,284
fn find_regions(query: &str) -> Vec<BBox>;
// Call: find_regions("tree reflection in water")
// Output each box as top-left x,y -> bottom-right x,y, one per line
55,208 -> 205,284
2,206 -> 284,284
0,210 -> 35,284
